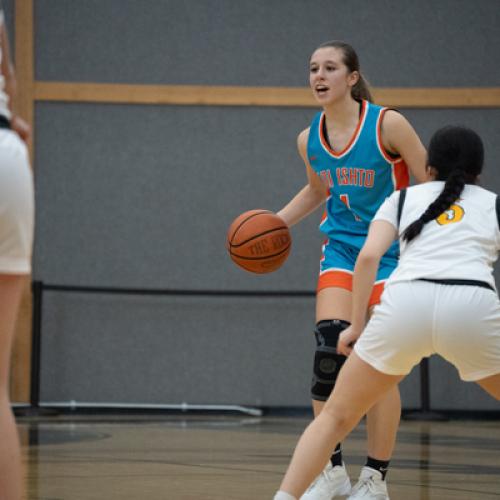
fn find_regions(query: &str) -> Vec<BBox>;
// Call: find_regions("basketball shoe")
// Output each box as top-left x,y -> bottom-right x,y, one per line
347,467 -> 389,499
300,462 -> 351,499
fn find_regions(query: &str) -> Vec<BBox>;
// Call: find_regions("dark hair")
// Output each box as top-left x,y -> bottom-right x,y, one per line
317,40 -> 373,102
402,125 -> 484,242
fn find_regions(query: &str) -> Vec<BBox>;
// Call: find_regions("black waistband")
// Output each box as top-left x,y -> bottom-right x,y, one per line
417,278 -> 494,291
0,115 -> 11,129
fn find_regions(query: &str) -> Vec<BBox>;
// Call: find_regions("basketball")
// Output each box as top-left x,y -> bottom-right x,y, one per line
226,209 -> 291,274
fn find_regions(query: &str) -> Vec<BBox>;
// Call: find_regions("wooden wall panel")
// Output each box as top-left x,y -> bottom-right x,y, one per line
34,82 -> 500,108
11,0 -> 33,402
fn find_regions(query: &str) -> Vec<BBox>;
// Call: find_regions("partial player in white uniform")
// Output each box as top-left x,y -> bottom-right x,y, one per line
0,2 -> 34,498
274,125 -> 500,500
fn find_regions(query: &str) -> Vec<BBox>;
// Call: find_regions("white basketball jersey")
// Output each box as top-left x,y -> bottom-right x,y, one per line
374,181 -> 500,289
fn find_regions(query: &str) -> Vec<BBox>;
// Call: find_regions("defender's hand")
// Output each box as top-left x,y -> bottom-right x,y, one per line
337,326 -> 362,356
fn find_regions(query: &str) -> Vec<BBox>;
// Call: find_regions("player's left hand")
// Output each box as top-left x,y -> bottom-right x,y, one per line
11,115 -> 31,143
337,326 -> 362,356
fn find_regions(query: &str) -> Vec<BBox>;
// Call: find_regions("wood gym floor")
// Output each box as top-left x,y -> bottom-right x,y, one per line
18,413 -> 500,500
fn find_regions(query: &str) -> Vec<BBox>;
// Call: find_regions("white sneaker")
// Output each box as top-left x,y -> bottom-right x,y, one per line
347,467 -> 389,499
300,462 -> 351,499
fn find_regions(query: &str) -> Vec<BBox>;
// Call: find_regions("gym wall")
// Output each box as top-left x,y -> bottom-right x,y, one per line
13,0 -> 500,411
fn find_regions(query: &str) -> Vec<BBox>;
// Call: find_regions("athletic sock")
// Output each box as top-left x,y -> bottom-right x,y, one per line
330,443 -> 343,467
365,456 -> 390,480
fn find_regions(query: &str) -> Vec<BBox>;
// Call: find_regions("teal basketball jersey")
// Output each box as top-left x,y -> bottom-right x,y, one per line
307,100 -> 409,256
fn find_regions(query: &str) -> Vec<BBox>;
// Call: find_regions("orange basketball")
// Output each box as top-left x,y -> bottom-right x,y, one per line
226,209 -> 291,274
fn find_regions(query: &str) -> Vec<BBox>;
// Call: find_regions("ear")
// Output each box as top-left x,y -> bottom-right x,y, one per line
427,165 -> 438,180
348,70 -> 360,87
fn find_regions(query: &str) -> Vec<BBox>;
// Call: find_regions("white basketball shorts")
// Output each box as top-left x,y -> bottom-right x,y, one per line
0,129 -> 34,274
355,280 -> 500,381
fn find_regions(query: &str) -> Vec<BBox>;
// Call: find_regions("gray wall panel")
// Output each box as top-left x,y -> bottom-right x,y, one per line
40,292 -> 316,406
33,102 -> 323,290
38,291 -> 421,408
34,105 -> 500,289
35,0 -> 500,87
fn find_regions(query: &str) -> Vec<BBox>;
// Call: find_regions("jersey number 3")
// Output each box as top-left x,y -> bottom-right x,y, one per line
436,204 -> 465,225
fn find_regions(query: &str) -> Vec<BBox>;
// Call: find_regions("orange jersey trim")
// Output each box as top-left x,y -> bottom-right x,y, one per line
317,270 -> 385,306
393,158 -> 410,190
368,282 -> 385,306
319,100 -> 367,158
376,108 -> 399,163
376,109 -> 410,190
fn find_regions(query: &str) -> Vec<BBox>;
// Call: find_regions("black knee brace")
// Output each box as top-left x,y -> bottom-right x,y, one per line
311,319 -> 351,401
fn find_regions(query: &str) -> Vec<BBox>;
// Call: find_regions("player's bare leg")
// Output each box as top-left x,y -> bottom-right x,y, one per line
277,353 -> 403,499
299,288 -> 353,499
0,275 -> 25,500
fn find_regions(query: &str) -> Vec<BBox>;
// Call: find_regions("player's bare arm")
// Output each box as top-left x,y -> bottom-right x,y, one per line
381,110 -> 428,184
0,22 -> 15,100
277,127 -> 327,227
338,219 -> 397,355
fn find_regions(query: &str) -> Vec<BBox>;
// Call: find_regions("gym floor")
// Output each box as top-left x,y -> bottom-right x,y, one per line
18,413 -> 500,499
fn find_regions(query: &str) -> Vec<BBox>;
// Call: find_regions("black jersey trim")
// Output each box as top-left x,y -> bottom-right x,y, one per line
417,278 -> 494,291
0,115 -> 11,129
397,188 -> 407,228
495,195 -> 500,232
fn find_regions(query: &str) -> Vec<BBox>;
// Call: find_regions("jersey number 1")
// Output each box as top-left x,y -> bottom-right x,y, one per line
339,194 -> 361,221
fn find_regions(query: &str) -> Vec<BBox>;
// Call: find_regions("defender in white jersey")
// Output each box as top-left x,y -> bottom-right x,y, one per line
0,3 -> 34,499
274,126 -> 500,500
358,179 -> 500,380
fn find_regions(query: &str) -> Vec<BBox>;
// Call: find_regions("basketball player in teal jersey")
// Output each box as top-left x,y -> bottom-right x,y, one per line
277,41 -> 428,499
0,3 -> 34,498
